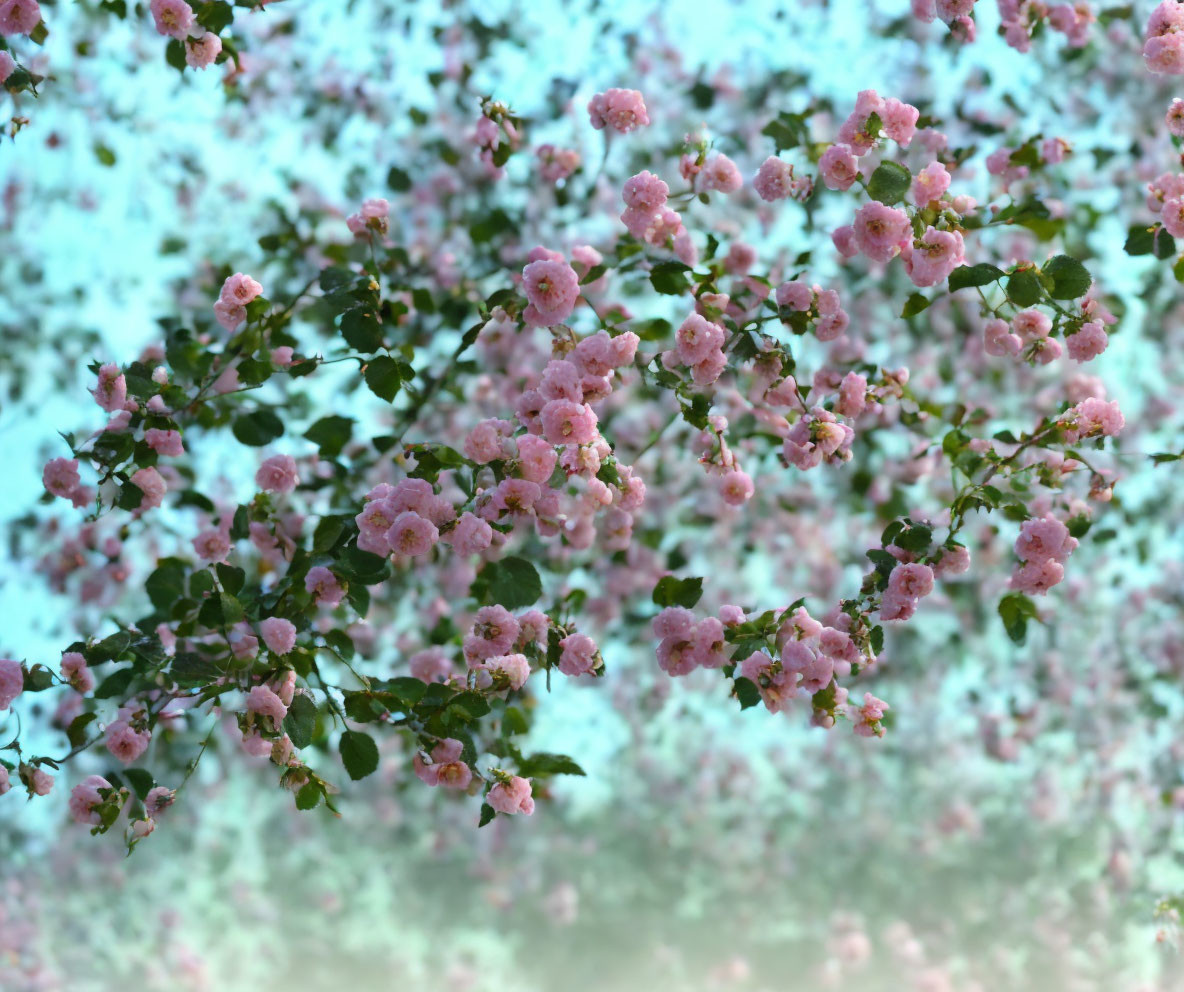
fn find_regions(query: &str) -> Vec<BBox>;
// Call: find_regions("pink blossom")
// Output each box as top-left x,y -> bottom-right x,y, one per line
852,202 -> 912,262
149,0 -> 193,39
106,722 -> 151,764
449,512 -> 494,555
304,566 -> 344,607
752,156 -> 794,201
984,318 -> 1022,358
69,776 -> 113,826
622,170 -> 669,211
145,786 -> 176,818
192,527 -> 231,562
1015,515 -> 1078,564
255,454 -> 299,493
246,684 -> 288,725
558,633 -> 598,677
481,653 -> 531,691
487,775 -> 535,814
675,313 -> 725,365
144,428 -> 184,457
522,258 -> 580,327
0,658 -> 23,710
700,153 -> 742,193
911,161 -> 951,204
92,363 -> 127,413
466,606 -> 520,659
881,98 -> 920,146
260,617 -> 297,655
1065,321 -> 1108,362
414,738 -> 472,789
386,510 -> 439,556
0,51 -> 13,85
540,399 -> 598,445
1059,397 -> 1125,442
719,470 -> 754,506
185,32 -> 223,70
0,0 -> 41,35
214,300 -> 246,331
42,457 -> 82,499
587,88 -> 649,133
131,467 -> 167,509
902,227 -> 965,288
819,144 -> 859,191
61,652 -> 95,694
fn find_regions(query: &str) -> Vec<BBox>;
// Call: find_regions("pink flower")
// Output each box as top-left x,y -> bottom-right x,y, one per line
675,313 -> 725,365
131,466 -> 167,509
106,722 -> 151,764
42,457 -> 82,499
0,51 -> 14,84
220,273 -> 262,307
887,562 -> 935,601
0,658 -> 23,710
260,617 -> 297,655
622,170 -> 669,211
414,738 -> 472,789
1011,557 -> 1066,594
587,88 -> 649,133
481,653 -> 531,691
522,258 -> 580,327
752,156 -> 794,201
515,433 -> 558,483
1013,309 -> 1052,342
1059,397 -> 1124,442
837,372 -> 867,418
719,470 -> 754,506
304,566 -> 344,607
60,652 -> 95,694
558,633 -> 598,677
1015,515 -> 1078,564
409,648 -> 452,683
853,692 -> 890,738
700,153 -> 742,194
984,318 -> 1022,358
819,144 -> 859,191
255,454 -> 299,493
852,202 -> 912,262
246,684 -> 288,725
92,363 -> 127,413
145,786 -> 176,818
0,0 -> 41,36
910,161 -> 951,205
213,299 -> 246,331
487,775 -> 535,814
0,765 -> 9,796
144,428 -> 184,457
540,399 -> 598,445
69,776 -> 113,826
776,280 -> 812,311
464,419 -> 512,463
880,98 -> 920,146
1167,98 -> 1184,137
1065,321 -> 1108,362
536,144 -> 581,182
1145,1 -> 1184,74
466,606 -> 520,659
386,510 -> 439,556
149,0 -> 193,39
185,32 -> 223,70
449,512 -> 494,555
192,527 -> 231,562
902,227 -> 965,288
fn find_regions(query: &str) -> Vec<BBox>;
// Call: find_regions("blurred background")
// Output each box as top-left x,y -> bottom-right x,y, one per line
2,1 -> 1184,989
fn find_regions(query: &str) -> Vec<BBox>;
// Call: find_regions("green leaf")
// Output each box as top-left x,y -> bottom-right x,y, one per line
1124,224 -> 1176,259
232,410 -> 284,447
900,293 -> 931,318
215,563 -> 245,596
478,802 -> 496,827
94,144 -> 116,167
947,264 -> 1005,293
652,575 -> 704,609
1006,269 -> 1044,307
165,38 -> 187,72
998,592 -> 1037,644
339,308 -> 384,352
170,652 -> 223,688
387,166 -> 412,192
761,110 -> 811,152
123,768 -> 154,800
479,556 -> 543,610
197,592 -> 245,629
295,782 -> 322,810
340,729 -> 379,780
284,693 -> 317,749
66,712 -> 98,748
1040,255 -> 1091,300
517,752 -> 585,777
733,676 -> 762,709
94,668 -> 134,700
363,356 -> 403,402
195,0 -> 234,34
649,261 -> 692,296
304,416 -> 354,458
866,161 -> 912,205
